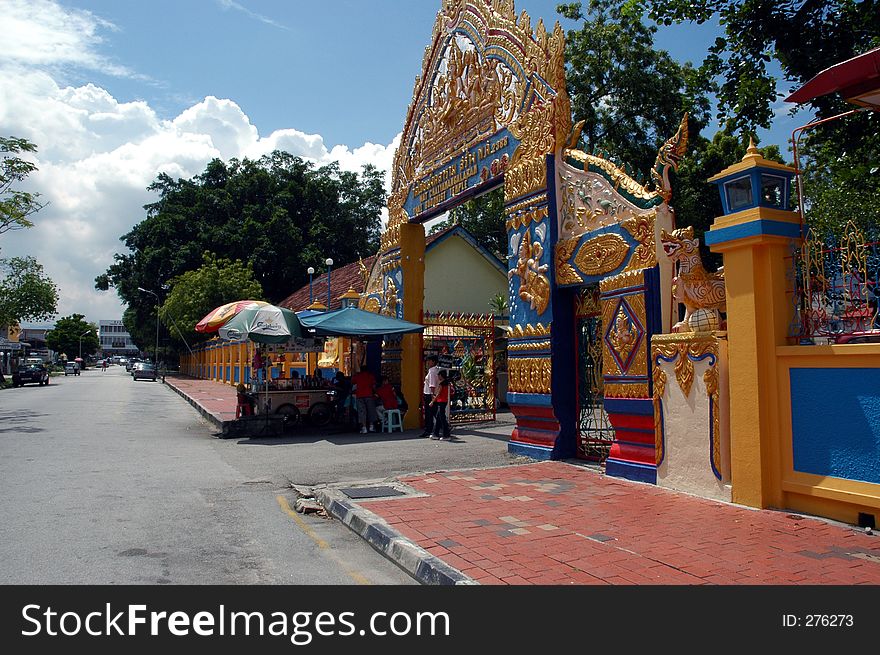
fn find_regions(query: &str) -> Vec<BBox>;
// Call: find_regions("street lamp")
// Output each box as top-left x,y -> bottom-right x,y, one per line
325,258 -> 334,309
78,330 -> 90,361
307,266 -> 315,304
137,287 -> 160,366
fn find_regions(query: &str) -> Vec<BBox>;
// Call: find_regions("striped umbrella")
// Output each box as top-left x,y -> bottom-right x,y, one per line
194,300 -> 268,333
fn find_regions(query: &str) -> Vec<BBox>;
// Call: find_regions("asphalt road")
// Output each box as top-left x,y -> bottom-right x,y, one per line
0,366 -> 424,585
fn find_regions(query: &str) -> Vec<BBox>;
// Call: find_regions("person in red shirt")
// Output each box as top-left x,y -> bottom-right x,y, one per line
351,367 -> 378,433
429,369 -> 451,440
374,375 -> 399,425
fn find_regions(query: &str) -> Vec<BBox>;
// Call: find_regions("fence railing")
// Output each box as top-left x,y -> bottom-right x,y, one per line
787,221 -> 880,343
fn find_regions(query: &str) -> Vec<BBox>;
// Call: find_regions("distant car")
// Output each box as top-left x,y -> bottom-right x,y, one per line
12,364 -> 50,387
126,359 -> 139,372
834,330 -> 880,344
64,361 -> 80,376
132,363 -> 157,381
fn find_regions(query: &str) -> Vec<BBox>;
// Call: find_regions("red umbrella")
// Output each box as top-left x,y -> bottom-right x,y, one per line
195,300 -> 268,333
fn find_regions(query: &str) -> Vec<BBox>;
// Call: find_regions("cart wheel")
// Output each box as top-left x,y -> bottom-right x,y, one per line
275,403 -> 300,427
308,401 -> 332,427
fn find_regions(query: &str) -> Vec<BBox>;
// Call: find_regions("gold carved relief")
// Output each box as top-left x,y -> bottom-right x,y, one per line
506,205 -> 548,232
574,233 -> 629,276
554,238 -> 583,286
392,0 -> 565,201
508,323 -> 551,339
622,211 -> 657,272
382,279 -> 399,317
564,150 -> 659,203
508,357 -> 552,394
609,309 -> 637,366
601,293 -> 647,380
508,340 -> 551,353
363,297 -> 381,314
652,361 -> 667,464
703,364 -> 721,476
509,229 -> 550,315
651,333 -> 720,472
505,100 -> 554,202
599,269 -> 645,294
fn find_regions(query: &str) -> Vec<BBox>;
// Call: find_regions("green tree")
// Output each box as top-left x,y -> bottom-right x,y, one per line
642,0 -> 880,237
97,152 -> 385,355
558,1 -> 713,175
0,136 -> 44,241
430,187 -> 508,259
46,314 -> 98,361
159,252 -> 264,345
645,0 -> 880,134
0,256 -> 59,327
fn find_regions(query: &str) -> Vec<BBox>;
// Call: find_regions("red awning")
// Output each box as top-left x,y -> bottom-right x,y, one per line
786,47 -> 880,107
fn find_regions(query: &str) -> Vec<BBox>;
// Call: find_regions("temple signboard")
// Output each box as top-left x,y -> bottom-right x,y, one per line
406,130 -> 517,219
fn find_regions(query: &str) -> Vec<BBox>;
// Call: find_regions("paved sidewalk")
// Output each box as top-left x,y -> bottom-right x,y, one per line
164,374 -> 238,428
164,375 -> 880,585
320,461 -> 880,585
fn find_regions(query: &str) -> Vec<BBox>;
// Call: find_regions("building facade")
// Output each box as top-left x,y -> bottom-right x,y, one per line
98,320 -> 139,357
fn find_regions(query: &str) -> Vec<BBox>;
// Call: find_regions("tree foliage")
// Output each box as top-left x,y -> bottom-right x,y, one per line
643,0 -> 880,237
45,314 -> 98,361
0,136 -> 44,241
558,0 -> 714,175
159,252 -> 264,345
431,186 -> 508,259
97,151 -> 386,354
645,0 -> 880,134
0,256 -> 59,327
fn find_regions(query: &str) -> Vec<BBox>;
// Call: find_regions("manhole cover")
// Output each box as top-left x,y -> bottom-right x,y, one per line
340,486 -> 405,499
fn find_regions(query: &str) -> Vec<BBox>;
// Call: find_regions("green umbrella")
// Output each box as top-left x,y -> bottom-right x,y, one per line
217,304 -> 303,344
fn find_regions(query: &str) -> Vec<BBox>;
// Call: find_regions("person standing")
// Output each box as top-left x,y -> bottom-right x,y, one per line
429,369 -> 451,440
102,359 -> 107,372
351,366 -> 378,434
421,354 -> 440,438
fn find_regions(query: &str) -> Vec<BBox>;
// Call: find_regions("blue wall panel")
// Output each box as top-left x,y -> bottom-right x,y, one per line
791,368 -> 880,484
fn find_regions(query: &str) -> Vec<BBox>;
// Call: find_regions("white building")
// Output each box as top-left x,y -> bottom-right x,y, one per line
99,320 -> 139,357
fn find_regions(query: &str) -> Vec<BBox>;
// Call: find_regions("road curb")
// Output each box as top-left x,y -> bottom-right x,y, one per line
163,379 -> 225,432
314,488 -> 476,586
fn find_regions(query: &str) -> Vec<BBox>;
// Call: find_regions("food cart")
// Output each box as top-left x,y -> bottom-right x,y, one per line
251,380 -> 334,426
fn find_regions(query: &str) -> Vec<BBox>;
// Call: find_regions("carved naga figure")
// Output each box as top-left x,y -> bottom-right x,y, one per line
660,226 -> 726,332
651,113 -> 689,202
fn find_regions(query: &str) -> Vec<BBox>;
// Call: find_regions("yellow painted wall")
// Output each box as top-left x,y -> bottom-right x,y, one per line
424,234 -> 506,314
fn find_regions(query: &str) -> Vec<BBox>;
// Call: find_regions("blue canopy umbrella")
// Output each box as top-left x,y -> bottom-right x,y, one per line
298,306 -> 424,339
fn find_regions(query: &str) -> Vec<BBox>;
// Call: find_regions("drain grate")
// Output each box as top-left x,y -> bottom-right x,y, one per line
340,486 -> 405,499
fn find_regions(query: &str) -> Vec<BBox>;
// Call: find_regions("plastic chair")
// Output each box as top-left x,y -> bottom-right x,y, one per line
382,409 -> 403,433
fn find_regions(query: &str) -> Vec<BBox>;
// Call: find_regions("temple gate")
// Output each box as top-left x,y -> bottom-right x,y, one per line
361,0 -> 571,429
365,0 -> 684,485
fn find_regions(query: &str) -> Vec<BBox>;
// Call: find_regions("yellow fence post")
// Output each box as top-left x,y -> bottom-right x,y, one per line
399,222 -> 426,430
705,142 -> 800,509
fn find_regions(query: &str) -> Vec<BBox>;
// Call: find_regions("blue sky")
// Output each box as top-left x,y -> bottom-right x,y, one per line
1,0 -> 805,326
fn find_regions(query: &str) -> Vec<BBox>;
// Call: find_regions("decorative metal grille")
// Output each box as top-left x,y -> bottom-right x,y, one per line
788,221 -> 880,343
422,312 -> 496,424
575,288 -> 615,461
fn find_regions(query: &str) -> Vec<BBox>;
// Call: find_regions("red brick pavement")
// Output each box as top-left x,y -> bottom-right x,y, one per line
364,461 -> 880,585
164,375 -> 239,425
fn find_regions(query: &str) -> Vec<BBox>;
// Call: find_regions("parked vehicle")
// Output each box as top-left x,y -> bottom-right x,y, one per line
12,364 -> 50,387
125,358 -> 140,372
132,363 -> 157,381
834,330 -> 880,344
64,361 -> 80,376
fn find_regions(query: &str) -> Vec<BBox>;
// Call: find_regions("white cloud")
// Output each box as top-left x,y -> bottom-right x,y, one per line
3,0 -> 142,78
215,0 -> 290,32
1,1 -> 398,327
